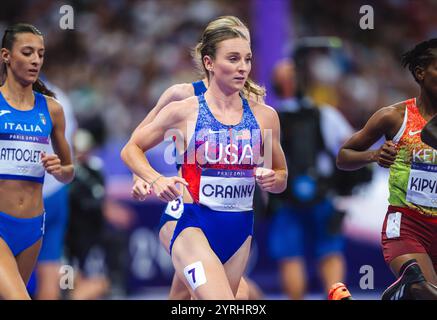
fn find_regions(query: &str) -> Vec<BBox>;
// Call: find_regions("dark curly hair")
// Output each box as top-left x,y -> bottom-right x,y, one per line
401,38 -> 437,83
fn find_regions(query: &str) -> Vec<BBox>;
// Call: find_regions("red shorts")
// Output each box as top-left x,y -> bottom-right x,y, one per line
381,205 -> 437,270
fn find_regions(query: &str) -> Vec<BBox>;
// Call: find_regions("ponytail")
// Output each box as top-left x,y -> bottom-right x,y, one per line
33,79 -> 56,98
243,78 -> 266,102
192,42 -> 204,78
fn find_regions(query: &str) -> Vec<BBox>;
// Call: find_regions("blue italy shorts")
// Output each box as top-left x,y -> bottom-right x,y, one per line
0,210 -> 45,256
170,204 -> 254,263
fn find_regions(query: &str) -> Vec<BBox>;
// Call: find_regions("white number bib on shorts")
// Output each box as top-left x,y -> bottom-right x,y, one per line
165,196 -> 184,219
199,168 -> 255,212
406,162 -> 437,208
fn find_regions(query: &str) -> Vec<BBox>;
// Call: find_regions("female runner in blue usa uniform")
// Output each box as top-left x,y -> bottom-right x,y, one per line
130,16 -> 265,300
122,25 -> 287,299
0,24 -> 74,299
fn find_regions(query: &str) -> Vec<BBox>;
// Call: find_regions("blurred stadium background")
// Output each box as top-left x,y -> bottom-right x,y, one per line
2,0 -> 436,299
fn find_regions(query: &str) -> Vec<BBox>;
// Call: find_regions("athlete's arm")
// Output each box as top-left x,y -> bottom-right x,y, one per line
337,106 -> 402,171
45,97 -> 74,183
256,105 -> 288,193
121,100 -> 189,202
131,84 -> 192,199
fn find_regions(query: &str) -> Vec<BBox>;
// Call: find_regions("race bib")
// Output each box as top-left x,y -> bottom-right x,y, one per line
165,196 -> 184,219
406,162 -> 437,208
0,138 -> 49,178
199,168 -> 255,212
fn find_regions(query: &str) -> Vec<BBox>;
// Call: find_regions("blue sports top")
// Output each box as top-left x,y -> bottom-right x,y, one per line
181,93 -> 262,211
0,91 -> 53,184
192,80 -> 207,97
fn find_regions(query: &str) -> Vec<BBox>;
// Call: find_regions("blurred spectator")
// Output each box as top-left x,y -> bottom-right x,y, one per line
65,124 -> 135,299
1,0 -> 432,140
267,56 -> 354,299
64,128 -> 110,299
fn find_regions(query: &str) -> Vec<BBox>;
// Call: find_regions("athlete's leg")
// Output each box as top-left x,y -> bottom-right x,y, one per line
223,236 -> 252,297
168,273 -> 191,300
382,253 -> 437,300
168,254 -> 254,300
159,220 -> 178,255
35,262 -> 62,299
0,237 -> 37,299
278,258 -> 306,300
69,271 -> 110,300
319,253 -> 346,294
169,244 -> 253,300
235,276 -> 264,300
429,239 -> 437,274
235,276 -> 249,300
268,205 -> 306,300
381,207 -> 437,299
159,220 -> 191,300
16,239 -> 42,286
166,227 -> 254,300
314,200 -> 346,294
244,277 -> 264,300
390,253 -> 437,284
405,257 -> 437,300
171,227 -> 235,300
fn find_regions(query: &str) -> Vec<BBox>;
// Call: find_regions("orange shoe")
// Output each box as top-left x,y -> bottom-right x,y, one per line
328,282 -> 353,300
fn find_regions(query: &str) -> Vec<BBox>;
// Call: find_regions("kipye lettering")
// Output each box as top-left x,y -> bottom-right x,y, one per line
409,176 -> 437,193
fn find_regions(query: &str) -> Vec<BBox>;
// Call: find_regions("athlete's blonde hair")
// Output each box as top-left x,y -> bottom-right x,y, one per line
192,16 -> 266,101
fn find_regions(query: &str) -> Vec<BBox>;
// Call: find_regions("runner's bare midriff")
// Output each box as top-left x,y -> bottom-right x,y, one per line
0,180 -> 43,217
